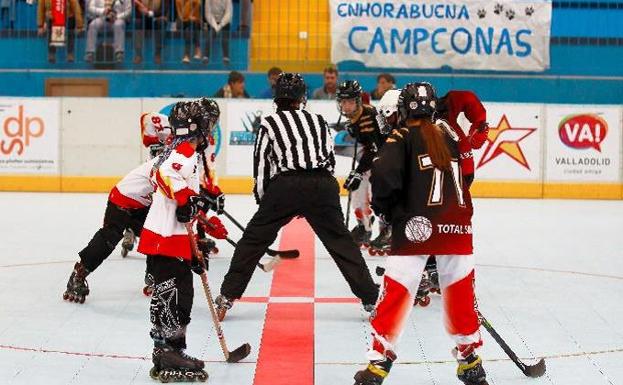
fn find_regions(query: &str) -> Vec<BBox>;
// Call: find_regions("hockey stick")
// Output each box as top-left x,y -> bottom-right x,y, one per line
477,310 -> 546,377
195,214 -> 286,273
221,209 -> 300,259
186,221 -> 251,363
345,138 -> 358,228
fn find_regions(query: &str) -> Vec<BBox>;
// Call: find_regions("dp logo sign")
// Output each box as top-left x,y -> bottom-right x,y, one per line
1,105 -> 45,155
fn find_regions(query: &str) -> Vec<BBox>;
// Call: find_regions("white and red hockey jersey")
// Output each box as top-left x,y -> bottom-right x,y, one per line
141,112 -> 171,147
108,157 -> 159,209
138,142 -> 200,260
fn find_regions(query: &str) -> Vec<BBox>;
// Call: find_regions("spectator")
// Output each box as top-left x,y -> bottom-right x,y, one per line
37,0 -> 84,63
1,0 -> 16,30
369,73 -> 395,100
85,0 -> 132,63
312,65 -> 338,100
176,0 -> 201,63
237,0 -> 251,38
203,0 -> 232,65
214,71 -> 250,98
258,66 -> 283,98
133,0 -> 168,65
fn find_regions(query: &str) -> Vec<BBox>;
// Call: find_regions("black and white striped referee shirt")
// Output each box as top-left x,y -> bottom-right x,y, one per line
253,109 -> 336,202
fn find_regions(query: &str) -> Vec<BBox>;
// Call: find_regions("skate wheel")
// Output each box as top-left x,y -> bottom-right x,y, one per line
418,296 -> 431,307
121,247 -> 129,258
197,370 -> 208,382
375,266 -> 385,277
431,288 -> 441,294
211,247 -> 219,254
368,249 -> 377,256
143,286 -> 153,297
149,367 -> 159,380
158,371 -> 171,383
79,295 -> 86,304
62,292 -> 69,301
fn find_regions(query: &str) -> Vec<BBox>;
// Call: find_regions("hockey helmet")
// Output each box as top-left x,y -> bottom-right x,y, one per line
168,101 -> 207,139
377,89 -> 401,119
274,73 -> 307,103
397,82 -> 437,121
336,80 -> 363,118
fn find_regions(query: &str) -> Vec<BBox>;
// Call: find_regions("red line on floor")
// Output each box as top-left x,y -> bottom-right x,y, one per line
253,218 -> 315,385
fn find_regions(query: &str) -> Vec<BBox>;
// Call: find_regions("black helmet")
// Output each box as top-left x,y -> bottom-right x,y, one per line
397,82 -> 437,121
197,97 -> 220,132
168,101 -> 207,138
336,80 -> 363,101
274,73 -> 307,103
336,80 -> 363,117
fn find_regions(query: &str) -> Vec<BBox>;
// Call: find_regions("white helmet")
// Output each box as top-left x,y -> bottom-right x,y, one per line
377,89 -> 401,118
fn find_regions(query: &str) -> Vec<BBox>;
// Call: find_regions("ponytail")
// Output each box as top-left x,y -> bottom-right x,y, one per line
419,118 -> 451,170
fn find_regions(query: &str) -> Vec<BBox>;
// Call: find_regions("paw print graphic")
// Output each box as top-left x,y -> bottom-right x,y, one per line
477,8 -> 486,18
494,3 -> 503,14
505,8 -> 516,20
525,6 -> 534,16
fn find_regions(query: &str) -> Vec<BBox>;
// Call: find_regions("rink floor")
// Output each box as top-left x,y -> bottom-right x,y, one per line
0,193 -> 622,385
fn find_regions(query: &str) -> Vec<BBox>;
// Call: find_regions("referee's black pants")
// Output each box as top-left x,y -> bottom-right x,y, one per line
220,170 -> 379,305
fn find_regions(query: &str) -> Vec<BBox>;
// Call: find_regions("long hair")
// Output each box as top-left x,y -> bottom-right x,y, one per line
417,118 -> 452,170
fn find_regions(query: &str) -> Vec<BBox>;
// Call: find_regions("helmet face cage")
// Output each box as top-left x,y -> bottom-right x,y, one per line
398,82 -> 437,122
274,73 -> 307,106
197,98 -> 221,133
336,80 -> 363,118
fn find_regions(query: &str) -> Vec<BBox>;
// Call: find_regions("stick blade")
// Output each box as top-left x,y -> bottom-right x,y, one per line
266,249 -> 300,259
523,358 -> 546,378
226,343 -> 251,363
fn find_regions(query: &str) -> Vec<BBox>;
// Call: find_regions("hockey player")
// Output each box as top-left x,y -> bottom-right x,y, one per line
138,100 -> 223,383
367,89 -> 401,256
215,73 -> 379,321
141,111 -> 172,158
337,80 -> 387,247
62,155 -> 160,303
354,83 -> 486,385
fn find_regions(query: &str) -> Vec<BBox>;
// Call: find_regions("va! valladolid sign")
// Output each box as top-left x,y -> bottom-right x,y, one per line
330,0 -> 552,71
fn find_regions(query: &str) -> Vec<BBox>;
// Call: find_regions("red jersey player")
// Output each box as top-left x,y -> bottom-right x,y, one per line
354,83 -> 486,385
137,100 -> 225,383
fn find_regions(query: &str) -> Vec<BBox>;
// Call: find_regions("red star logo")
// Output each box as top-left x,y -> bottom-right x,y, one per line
477,115 -> 537,170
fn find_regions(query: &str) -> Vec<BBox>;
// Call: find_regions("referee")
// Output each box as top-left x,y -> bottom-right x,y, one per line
216,73 -> 379,320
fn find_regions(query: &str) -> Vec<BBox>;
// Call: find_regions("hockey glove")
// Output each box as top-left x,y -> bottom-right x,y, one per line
468,122 -> 489,149
190,254 -> 205,275
343,171 -> 363,192
149,143 -> 164,158
201,185 -> 225,214
176,195 -> 210,223
197,236 -> 216,258
201,216 -> 228,240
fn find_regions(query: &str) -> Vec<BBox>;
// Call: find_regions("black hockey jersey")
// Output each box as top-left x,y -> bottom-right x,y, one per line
347,104 -> 387,174
371,123 -> 473,255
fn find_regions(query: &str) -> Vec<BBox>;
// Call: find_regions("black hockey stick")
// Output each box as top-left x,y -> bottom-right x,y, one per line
345,138 -> 359,228
477,310 -> 546,377
196,214 -> 292,272
186,221 -> 251,363
221,209 -> 300,259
